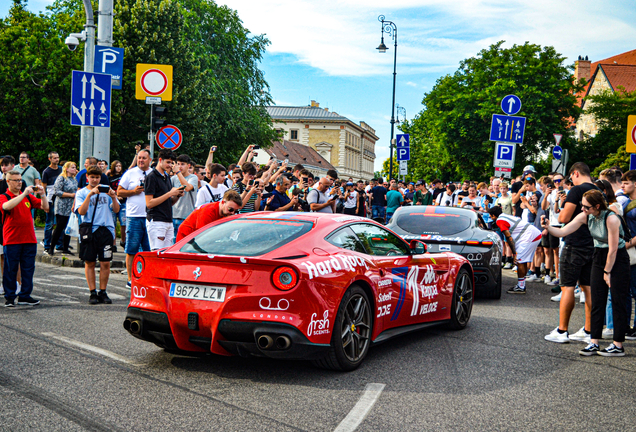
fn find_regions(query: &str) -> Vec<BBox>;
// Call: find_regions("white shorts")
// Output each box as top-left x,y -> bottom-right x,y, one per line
146,220 -> 174,251
517,237 -> 541,263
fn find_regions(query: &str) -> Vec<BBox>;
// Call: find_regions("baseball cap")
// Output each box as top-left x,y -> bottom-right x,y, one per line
523,165 -> 537,173
346,182 -> 354,186
415,180 -> 424,186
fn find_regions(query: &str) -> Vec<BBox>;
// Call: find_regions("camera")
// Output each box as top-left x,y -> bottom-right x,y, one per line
64,31 -> 85,51
98,185 -> 110,194
253,145 -> 260,150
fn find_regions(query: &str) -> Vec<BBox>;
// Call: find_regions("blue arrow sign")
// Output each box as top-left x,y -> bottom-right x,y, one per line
396,133 -> 410,147
94,46 -> 124,90
397,147 -> 410,161
489,114 -> 526,144
501,94 -> 521,115
553,145 -> 563,160
631,154 -> 636,171
70,71 -> 112,128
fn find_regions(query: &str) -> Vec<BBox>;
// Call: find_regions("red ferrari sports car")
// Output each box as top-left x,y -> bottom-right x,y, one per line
124,212 -> 474,370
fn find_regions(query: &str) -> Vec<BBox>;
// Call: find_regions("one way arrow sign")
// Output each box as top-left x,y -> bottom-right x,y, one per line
70,70 -> 112,128
396,133 -> 410,147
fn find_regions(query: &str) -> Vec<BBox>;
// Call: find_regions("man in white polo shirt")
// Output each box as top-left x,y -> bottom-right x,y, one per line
117,149 -> 152,288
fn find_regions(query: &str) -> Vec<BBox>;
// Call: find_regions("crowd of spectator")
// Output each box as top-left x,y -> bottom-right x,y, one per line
3,145 -> 636,358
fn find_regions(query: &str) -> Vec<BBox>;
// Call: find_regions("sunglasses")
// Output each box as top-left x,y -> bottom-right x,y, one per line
580,203 -> 592,211
226,207 -> 238,214
554,179 -> 562,183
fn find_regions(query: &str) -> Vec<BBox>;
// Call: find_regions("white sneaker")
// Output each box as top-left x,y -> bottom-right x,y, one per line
545,327 -> 570,343
512,265 -> 518,272
544,275 -> 553,284
550,292 -> 562,302
526,274 -> 540,282
503,262 -> 512,270
574,287 -> 581,299
602,328 -> 613,339
569,327 -> 591,343
547,278 -> 560,286
580,290 -> 586,303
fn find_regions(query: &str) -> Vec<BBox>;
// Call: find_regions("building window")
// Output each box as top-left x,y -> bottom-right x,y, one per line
290,129 -> 299,140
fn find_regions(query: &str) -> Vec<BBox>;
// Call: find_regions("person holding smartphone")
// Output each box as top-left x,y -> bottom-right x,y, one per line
307,177 -> 336,213
231,162 -> 261,213
74,166 -> 119,305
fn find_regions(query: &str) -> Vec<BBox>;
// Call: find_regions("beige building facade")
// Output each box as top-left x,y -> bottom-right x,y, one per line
266,101 -> 378,180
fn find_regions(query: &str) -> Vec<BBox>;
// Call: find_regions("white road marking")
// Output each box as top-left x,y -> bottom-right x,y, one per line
41,332 -> 144,366
334,383 -> 385,432
48,275 -> 87,280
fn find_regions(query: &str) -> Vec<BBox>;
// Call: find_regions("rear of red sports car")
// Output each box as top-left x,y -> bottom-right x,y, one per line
124,214 -> 342,360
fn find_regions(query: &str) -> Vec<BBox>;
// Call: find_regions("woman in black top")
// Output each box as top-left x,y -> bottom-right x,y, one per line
109,160 -> 126,248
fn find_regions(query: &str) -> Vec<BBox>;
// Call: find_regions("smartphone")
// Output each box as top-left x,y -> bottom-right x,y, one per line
177,185 -> 186,191
211,146 -> 217,152
248,179 -> 255,186
98,185 -> 110,194
139,179 -> 145,188
284,159 -> 289,164
558,186 -> 564,192
253,145 -> 261,150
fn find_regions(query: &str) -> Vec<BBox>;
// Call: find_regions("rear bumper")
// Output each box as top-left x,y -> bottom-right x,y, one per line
124,308 -> 330,360
473,266 -> 498,289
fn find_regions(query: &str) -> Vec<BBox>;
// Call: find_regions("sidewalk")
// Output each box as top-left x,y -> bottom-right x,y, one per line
34,227 -> 126,269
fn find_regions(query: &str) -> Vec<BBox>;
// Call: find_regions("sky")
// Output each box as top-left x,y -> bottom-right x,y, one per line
3,0 -> 636,172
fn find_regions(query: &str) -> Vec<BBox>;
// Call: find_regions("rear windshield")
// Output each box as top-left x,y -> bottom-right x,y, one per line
180,219 -> 312,256
395,211 -> 472,235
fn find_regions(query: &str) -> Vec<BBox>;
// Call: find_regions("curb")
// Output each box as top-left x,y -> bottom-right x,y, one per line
36,253 -> 125,269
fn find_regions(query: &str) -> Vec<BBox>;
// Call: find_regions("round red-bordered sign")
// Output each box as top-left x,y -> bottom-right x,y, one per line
156,125 -> 183,150
140,69 -> 168,96
632,124 -> 636,146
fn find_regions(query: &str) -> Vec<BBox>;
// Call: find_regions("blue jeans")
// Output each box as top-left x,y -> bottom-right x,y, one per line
372,205 -> 386,221
3,243 -> 37,301
125,217 -> 150,255
43,208 -> 64,250
606,292 -> 613,330
173,218 -> 185,243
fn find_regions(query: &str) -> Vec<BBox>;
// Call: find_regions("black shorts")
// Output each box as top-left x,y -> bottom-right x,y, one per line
79,226 -> 114,262
559,245 -> 594,287
541,232 -> 560,249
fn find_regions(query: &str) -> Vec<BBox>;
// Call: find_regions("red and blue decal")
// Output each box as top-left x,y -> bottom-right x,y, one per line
390,267 -> 408,321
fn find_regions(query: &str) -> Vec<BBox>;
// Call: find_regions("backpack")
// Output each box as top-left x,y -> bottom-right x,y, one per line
603,210 -> 634,242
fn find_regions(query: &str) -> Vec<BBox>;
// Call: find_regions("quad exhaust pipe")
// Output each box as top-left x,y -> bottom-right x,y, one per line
123,318 -> 142,335
257,334 -> 291,350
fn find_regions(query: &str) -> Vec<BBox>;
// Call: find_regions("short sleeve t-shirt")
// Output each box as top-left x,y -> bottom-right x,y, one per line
307,188 -> 333,213
176,202 -> 222,241
344,190 -> 358,209
0,191 -> 41,245
144,168 -> 173,223
563,182 -> 597,247
74,188 -> 115,239
195,182 -> 228,209
496,195 -> 513,215
42,166 -> 62,200
370,186 -> 387,206
460,196 -> 480,209
510,181 -> 524,217
119,167 -> 152,218
15,165 -> 41,187
231,182 -> 257,213
386,190 -> 404,213
171,174 -> 199,219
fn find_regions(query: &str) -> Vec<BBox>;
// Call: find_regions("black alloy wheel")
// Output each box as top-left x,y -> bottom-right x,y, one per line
448,268 -> 473,330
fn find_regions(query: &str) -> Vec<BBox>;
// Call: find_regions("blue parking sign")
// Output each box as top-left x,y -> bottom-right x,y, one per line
397,147 -> 410,161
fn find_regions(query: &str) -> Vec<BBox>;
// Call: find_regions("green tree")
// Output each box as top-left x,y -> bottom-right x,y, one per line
402,41 -> 583,181
571,88 -> 636,175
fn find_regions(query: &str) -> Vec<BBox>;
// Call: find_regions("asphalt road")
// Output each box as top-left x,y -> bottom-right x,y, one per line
1,264 -> 636,431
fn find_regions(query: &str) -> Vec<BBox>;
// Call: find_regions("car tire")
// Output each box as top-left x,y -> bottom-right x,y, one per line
447,267 -> 473,330
312,285 -> 373,371
479,265 -> 502,300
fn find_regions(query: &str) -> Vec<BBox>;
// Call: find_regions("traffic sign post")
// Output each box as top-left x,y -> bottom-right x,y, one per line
396,133 -> 409,147
631,154 -> 636,171
397,147 -> 410,161
94,46 -> 124,90
626,115 -> 636,153
136,64 -> 173,101
489,114 -> 526,144
399,160 -> 407,176
501,95 -> 521,115
156,125 -> 183,151
553,146 -> 563,160
493,142 -> 516,168
70,70 -> 112,128
494,167 -> 512,178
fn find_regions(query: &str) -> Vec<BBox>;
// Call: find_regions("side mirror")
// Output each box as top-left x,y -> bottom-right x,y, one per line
409,239 -> 427,254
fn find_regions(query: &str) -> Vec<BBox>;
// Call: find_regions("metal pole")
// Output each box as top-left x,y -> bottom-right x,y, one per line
93,0 -> 114,165
149,110 -> 155,159
389,27 -> 397,181
79,0 -> 95,166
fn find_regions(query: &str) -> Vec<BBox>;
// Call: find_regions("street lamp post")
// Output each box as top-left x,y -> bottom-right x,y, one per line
376,15 -> 398,181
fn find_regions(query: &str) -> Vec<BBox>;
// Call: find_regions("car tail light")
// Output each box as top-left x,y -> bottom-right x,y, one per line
272,266 -> 299,291
133,256 -> 145,278
466,240 -> 493,246
481,241 -> 493,246
466,240 -> 480,245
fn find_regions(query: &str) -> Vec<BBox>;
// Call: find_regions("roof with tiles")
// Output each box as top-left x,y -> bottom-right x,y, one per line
598,64 -> 636,93
577,49 -> 636,107
264,140 -> 335,171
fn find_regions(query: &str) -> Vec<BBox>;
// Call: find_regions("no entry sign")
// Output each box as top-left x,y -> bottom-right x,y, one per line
135,64 -> 173,101
156,125 -> 183,151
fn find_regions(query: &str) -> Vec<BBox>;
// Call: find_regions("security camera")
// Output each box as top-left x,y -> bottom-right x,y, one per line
65,36 -> 80,51
64,31 -> 86,52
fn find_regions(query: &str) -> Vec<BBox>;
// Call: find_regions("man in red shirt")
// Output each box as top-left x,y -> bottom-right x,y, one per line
1,170 -> 49,307
176,190 -> 242,242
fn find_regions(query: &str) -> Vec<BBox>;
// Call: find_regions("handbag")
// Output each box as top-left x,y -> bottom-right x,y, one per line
65,212 -> 80,238
78,195 -> 99,242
